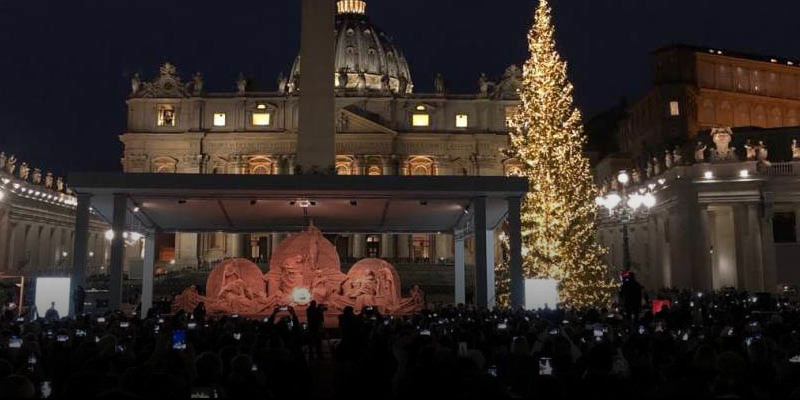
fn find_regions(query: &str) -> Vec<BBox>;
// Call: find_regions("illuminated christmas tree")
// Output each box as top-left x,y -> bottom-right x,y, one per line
495,224 -> 512,308
504,0 -> 617,308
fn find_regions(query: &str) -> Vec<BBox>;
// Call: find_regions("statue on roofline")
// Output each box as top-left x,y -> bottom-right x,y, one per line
19,163 -> 29,181
745,140 -> 757,161
236,73 -> 247,95
792,139 -> 800,160
478,73 -> 494,98
191,72 -> 204,96
665,149 -> 673,169
695,142 -> 707,163
756,140 -> 769,164
131,73 -> 141,95
6,155 -> 16,175
32,168 -> 42,185
673,146 -> 683,166
710,127 -> 737,162
434,72 -> 445,95
277,72 -> 288,94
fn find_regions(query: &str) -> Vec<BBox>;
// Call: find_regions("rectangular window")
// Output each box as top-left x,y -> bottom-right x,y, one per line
412,114 -> 430,127
669,101 -> 680,116
252,112 -> 271,126
455,114 -> 469,128
157,105 -> 176,127
213,113 -> 226,127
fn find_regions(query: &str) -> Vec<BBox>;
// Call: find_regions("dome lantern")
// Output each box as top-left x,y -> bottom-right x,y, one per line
337,0 -> 367,15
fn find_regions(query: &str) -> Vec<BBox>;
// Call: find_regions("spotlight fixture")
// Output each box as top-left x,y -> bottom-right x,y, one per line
133,206 -> 140,213
298,200 -> 311,208
178,200 -> 187,204
250,200 -> 257,206
350,200 -> 358,206
420,201 -> 428,206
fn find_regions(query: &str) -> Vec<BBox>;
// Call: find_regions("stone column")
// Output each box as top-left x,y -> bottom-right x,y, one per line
109,194 -> 127,311
454,234 -> 466,304
760,199 -> 778,291
695,206 -> 713,291
0,209 -> 9,271
4,221 -> 16,272
380,234 -> 393,259
227,234 -> 243,258
355,155 -> 366,175
647,214 -> 663,290
747,204 -> 766,289
381,158 -> 393,176
507,196 -> 524,309
434,234 -> 449,262
474,197 -> 495,309
733,205 -> 749,290
175,233 -> 199,268
796,206 -> 800,245
141,231 -> 156,319
397,234 -> 410,259
70,193 -> 92,316
352,234 -> 365,259
272,233 -> 285,252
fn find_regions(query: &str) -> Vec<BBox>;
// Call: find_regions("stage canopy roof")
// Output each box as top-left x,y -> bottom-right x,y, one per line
68,173 -> 528,235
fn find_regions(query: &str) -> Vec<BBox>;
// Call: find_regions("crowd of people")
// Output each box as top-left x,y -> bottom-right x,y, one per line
0,281 -> 800,398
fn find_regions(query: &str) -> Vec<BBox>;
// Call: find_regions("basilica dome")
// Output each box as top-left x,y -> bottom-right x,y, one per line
287,0 -> 414,95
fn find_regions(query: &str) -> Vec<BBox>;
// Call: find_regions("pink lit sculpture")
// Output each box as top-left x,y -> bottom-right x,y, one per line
172,226 -> 424,316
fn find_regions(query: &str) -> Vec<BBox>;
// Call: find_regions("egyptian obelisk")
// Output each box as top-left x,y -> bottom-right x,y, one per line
297,0 -> 336,173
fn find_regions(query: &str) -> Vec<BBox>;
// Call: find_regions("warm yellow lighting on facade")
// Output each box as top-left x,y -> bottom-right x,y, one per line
669,101 -> 680,116
505,106 -> 518,128
157,105 -> 176,127
213,113 -> 226,127
252,112 -> 271,126
456,114 -> 469,128
412,114 -> 430,127
337,0 -> 366,15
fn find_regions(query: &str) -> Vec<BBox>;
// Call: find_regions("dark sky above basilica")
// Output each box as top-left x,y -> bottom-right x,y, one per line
1,0 -> 799,174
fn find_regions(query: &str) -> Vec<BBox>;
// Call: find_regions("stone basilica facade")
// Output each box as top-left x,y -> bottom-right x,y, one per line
594,46 -> 800,293
121,0 -> 521,287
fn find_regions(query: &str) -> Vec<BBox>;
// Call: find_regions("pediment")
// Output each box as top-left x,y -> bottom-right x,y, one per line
336,107 -> 396,135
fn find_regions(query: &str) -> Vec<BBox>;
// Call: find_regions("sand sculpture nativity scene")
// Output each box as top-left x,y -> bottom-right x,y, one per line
172,226 -> 425,317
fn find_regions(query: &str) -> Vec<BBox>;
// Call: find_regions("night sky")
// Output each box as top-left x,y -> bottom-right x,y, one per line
1,0 -> 799,176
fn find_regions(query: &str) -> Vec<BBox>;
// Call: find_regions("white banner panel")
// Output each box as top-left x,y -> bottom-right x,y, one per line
524,279 -> 559,310
35,277 -> 71,318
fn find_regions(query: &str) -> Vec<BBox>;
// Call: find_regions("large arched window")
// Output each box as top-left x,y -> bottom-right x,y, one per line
248,157 -> 275,175
411,165 -> 429,176
407,156 -> 434,176
336,156 -> 355,175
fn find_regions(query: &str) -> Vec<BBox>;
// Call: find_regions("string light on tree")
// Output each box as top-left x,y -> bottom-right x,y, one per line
501,0 -> 617,309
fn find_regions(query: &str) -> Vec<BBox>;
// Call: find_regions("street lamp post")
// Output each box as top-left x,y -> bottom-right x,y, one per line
595,170 -> 657,273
